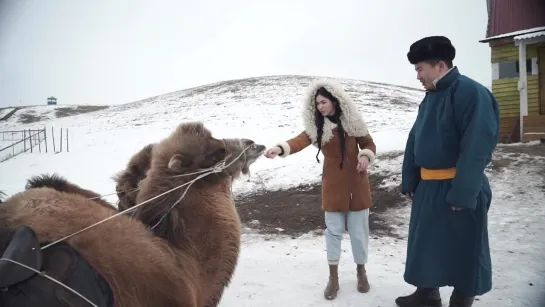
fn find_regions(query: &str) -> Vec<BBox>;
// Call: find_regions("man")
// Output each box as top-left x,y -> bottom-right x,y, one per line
396,36 -> 499,307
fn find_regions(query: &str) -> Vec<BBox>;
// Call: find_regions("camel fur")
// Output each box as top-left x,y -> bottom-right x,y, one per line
0,121 -> 265,307
112,143 -> 155,211
25,173 -> 115,209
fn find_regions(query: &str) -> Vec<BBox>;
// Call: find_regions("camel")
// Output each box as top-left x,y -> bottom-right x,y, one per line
112,143 -> 155,211
0,121 -> 266,307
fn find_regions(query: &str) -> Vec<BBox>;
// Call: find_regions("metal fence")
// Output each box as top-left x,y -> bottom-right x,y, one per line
0,127 -> 69,162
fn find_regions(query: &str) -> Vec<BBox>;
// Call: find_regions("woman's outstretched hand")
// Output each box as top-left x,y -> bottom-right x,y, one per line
264,146 -> 281,159
356,155 -> 369,173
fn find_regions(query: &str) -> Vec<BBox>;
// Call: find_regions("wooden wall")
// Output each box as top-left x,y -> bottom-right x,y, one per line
499,115 -> 545,143
523,115 -> 545,142
491,42 -> 543,118
499,116 -> 519,143
493,76 -> 540,117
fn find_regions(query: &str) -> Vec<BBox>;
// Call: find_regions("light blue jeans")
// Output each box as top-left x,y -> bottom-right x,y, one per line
324,209 -> 370,265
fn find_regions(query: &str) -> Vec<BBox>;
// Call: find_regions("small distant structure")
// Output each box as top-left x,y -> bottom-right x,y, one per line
47,96 -> 57,105
479,0 -> 545,143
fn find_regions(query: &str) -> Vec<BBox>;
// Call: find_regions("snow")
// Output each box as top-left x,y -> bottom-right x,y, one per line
1,75 -> 544,306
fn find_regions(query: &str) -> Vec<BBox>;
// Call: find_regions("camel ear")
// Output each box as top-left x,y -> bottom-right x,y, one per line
168,154 -> 189,169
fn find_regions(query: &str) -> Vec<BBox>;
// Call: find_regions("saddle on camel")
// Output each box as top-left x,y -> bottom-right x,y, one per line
0,121 -> 266,307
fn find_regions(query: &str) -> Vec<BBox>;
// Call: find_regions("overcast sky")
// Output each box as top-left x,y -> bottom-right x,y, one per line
0,0 -> 491,107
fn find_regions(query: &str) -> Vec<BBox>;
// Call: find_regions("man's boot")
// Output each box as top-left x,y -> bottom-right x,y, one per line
356,264 -> 370,293
395,287 -> 442,307
448,289 -> 475,307
323,264 -> 339,300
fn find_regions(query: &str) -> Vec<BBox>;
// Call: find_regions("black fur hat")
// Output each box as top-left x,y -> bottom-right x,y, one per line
407,36 -> 456,64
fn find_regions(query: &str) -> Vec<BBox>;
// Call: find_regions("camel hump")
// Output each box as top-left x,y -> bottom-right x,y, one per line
0,225 -> 43,288
25,173 -> 67,190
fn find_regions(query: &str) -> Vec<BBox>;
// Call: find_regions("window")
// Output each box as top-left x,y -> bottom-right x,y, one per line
497,61 -> 518,78
515,59 -> 532,74
492,57 -> 538,80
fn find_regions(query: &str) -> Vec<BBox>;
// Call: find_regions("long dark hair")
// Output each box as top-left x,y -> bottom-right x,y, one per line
314,87 -> 346,169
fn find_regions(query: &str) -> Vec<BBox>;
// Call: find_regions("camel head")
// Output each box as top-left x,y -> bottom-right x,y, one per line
153,122 -> 228,178
153,122 -> 265,182
135,121 -> 258,245
222,138 -> 265,179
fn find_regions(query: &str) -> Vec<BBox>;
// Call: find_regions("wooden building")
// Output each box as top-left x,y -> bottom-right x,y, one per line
480,0 -> 545,143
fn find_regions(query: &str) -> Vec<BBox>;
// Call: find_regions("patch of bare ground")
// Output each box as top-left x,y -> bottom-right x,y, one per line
55,106 -> 109,118
490,142 -> 545,172
18,111 -> 48,124
234,151 -> 407,239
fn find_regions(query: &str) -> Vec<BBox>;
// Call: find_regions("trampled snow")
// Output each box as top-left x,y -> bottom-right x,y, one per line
0,75 -> 543,306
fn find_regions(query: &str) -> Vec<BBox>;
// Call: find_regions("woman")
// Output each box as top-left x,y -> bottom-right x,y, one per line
263,78 -> 377,300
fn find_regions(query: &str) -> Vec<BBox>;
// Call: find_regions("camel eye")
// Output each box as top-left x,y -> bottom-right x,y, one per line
251,144 -> 257,149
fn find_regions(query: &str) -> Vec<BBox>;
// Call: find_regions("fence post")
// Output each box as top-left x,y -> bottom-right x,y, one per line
52,127 -> 56,153
29,129 -> 33,153
23,130 -> 26,152
38,130 -> 42,153
66,128 -> 69,152
60,128 -> 63,152
44,127 -> 48,153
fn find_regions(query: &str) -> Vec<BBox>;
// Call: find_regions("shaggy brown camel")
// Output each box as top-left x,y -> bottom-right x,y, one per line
0,121 -> 266,307
112,143 -> 155,211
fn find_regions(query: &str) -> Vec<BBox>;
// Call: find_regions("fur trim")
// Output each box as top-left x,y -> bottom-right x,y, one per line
276,141 -> 291,158
358,148 -> 376,165
301,78 -> 369,147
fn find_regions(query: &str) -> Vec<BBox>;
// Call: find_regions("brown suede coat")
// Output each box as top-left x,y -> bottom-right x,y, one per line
276,79 -> 377,212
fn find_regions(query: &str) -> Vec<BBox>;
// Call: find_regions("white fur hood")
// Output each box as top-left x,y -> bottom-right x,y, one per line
301,78 -> 370,147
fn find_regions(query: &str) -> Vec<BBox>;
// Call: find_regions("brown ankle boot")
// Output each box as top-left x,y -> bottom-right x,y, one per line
356,264 -> 370,293
324,264 -> 339,300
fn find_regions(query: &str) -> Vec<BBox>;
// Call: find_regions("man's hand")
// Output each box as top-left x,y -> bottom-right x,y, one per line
356,155 -> 369,173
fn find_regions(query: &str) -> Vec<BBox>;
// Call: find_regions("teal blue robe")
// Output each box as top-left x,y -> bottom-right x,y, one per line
401,67 -> 499,296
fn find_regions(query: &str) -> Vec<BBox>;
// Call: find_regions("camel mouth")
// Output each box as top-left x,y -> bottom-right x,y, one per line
246,143 -> 266,159
220,138 -> 265,177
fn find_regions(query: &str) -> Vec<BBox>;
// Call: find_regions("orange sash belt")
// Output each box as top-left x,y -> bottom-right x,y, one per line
420,167 -> 456,180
